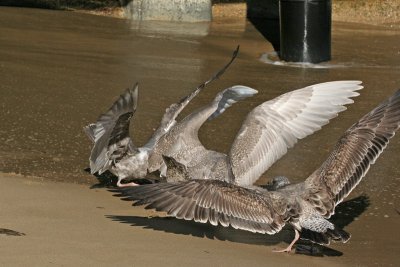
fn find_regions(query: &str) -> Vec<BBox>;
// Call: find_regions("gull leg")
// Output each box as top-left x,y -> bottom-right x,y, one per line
117,178 -> 139,187
273,229 -> 300,253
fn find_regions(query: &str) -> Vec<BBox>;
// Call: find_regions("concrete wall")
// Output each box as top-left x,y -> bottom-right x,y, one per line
121,0 -> 212,22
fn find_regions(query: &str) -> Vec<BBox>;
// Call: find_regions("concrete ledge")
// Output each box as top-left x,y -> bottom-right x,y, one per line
333,0 -> 399,25
121,0 -> 212,22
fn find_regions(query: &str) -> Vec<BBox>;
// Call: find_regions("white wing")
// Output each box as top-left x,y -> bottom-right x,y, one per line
230,81 -> 363,186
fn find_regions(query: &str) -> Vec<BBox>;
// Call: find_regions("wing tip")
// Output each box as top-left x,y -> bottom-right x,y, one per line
83,124 -> 96,142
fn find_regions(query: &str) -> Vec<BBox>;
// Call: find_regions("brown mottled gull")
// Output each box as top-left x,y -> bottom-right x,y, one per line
122,89 -> 400,252
83,47 -> 239,187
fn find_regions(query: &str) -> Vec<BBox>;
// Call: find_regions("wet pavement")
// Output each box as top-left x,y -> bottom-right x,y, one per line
0,6 -> 399,266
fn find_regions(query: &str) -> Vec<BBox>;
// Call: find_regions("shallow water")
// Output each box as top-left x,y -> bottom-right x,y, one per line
0,6 -> 399,266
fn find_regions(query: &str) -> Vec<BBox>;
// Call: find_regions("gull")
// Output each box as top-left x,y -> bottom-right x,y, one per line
84,47 -> 239,187
148,80 -> 363,184
122,89 -> 400,252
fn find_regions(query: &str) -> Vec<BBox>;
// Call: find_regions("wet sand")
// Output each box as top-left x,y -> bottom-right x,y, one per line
1,6 -> 400,266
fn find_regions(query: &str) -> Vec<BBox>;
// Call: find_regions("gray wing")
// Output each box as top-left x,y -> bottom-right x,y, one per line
122,179 -> 293,235
144,46 -> 239,149
147,85 -> 258,174
230,81 -> 363,186
304,90 -> 400,218
84,84 -> 138,174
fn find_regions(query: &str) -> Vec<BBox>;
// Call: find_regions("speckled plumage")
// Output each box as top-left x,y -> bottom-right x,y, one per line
150,81 -> 363,186
123,89 -> 400,251
147,85 -> 257,181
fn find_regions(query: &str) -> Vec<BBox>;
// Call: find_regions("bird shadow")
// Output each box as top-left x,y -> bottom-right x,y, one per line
330,195 -> 370,229
0,228 -> 26,236
84,168 -> 159,189
84,168 -> 118,188
106,213 -> 288,246
107,190 -> 370,257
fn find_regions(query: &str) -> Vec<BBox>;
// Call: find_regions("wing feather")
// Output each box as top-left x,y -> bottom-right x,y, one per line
230,81 -> 363,186
304,90 -> 400,217
84,84 -> 139,174
123,180 -> 292,234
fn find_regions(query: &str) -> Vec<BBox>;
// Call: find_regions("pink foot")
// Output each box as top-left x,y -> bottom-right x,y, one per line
117,181 -> 139,187
272,229 -> 299,253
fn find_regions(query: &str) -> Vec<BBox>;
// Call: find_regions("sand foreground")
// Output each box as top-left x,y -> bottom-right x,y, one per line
1,173 -> 350,267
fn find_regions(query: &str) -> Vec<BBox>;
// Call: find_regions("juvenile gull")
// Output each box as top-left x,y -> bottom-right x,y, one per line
83,47 -> 239,187
123,89 -> 400,252
148,80 -> 363,184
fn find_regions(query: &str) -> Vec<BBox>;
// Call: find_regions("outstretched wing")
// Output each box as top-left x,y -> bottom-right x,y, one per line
122,179 -> 294,235
304,90 -> 400,218
230,81 -> 363,186
84,84 -> 138,174
144,46 -> 240,149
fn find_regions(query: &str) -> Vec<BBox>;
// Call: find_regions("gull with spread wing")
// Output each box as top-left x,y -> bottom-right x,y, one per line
148,80 -> 363,185
123,89 -> 400,253
83,47 -> 239,187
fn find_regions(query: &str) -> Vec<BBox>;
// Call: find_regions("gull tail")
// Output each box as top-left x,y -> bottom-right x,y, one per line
301,226 -> 351,245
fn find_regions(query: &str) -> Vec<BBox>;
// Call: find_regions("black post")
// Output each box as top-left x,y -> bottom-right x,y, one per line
279,0 -> 331,63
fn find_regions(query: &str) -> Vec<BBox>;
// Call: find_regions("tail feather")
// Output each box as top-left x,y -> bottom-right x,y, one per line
301,227 -> 351,245
84,84 -> 139,174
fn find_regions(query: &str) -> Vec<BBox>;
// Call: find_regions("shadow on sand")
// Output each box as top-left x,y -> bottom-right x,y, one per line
107,214 -> 289,245
0,228 -> 26,236
84,168 -> 159,189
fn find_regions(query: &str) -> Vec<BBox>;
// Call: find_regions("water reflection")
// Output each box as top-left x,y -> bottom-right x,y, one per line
260,50 -> 400,70
260,51 -> 347,69
128,20 -> 210,37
